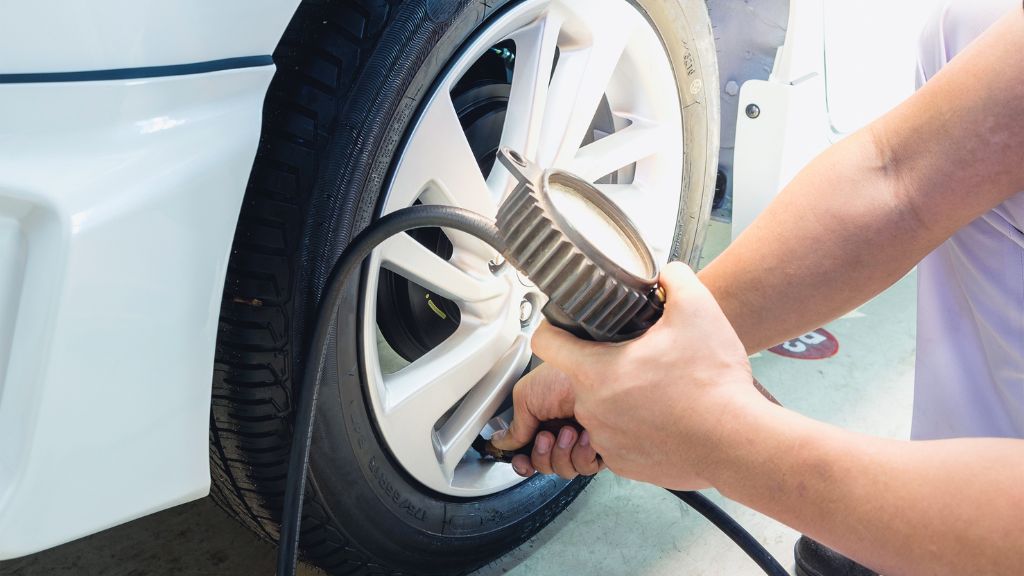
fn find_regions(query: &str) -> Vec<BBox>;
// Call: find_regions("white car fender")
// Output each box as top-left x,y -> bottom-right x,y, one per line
0,0 -> 299,559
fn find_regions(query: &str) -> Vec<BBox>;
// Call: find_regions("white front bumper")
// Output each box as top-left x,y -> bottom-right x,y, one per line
0,66 -> 273,558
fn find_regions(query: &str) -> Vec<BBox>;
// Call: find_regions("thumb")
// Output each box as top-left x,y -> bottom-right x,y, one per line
658,261 -> 710,316
530,321 -> 603,378
489,369 -> 543,450
659,261 -> 701,301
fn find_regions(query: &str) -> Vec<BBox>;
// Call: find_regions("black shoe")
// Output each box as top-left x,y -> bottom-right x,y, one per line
794,536 -> 879,576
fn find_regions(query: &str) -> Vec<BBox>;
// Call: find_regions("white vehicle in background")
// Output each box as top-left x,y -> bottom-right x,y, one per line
724,0 -> 945,237
0,0 -> 939,574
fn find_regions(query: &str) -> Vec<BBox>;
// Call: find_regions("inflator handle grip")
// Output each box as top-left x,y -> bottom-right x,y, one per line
477,378 -> 780,464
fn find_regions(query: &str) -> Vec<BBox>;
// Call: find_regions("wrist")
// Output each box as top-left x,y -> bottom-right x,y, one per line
700,386 -> 795,496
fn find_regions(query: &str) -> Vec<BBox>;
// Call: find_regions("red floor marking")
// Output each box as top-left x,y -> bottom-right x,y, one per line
768,328 -> 839,360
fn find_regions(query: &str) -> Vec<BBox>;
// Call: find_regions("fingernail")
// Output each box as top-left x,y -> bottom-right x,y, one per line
490,430 -> 506,444
579,430 -> 590,447
512,461 -> 526,475
535,434 -> 552,455
557,427 -> 575,449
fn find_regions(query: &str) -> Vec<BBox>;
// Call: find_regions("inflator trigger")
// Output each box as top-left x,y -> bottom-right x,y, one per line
472,419 -> 585,464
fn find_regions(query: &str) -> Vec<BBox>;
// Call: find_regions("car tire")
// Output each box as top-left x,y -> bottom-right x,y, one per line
210,1 -> 719,575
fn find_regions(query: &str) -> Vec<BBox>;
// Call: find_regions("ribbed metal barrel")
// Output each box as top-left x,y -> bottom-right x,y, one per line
494,149 -> 663,342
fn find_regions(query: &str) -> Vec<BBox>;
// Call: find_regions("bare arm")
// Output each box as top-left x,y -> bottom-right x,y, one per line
700,9 -> 1024,353
710,400 -> 1024,575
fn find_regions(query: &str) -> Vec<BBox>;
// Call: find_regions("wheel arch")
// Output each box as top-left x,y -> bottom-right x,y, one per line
0,0 -> 311,560
704,0 -> 791,217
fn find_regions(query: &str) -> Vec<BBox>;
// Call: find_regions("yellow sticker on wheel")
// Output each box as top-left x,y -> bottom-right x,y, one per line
425,293 -> 447,320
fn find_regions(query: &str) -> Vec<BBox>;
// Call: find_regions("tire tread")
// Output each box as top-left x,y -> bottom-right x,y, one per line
209,1 -> 399,573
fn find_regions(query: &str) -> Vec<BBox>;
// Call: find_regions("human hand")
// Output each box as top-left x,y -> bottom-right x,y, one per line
487,363 -> 602,478
493,261 -> 762,490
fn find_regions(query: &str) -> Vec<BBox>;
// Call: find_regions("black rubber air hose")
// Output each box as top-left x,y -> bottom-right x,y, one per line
276,205 -> 505,576
669,490 -> 789,576
276,204 -> 787,576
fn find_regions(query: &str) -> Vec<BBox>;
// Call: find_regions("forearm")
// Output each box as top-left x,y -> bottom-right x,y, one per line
699,9 -> 1024,353
698,129 -> 925,353
709,402 -> 1024,575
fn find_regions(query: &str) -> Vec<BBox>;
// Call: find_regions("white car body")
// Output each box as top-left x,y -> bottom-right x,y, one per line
0,0 -> 300,557
0,0 -> 945,559
731,0 -> 946,238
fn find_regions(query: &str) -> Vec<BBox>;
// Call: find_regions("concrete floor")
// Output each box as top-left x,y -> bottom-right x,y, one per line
0,221 -> 917,575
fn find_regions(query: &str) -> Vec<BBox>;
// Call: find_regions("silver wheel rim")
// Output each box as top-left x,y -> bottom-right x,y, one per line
360,0 -> 683,497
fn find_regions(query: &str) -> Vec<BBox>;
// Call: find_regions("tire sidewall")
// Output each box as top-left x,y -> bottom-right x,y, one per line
307,2 -> 579,573
633,0 -> 721,265
304,0 -> 719,572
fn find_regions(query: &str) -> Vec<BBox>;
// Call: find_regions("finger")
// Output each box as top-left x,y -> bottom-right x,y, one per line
550,426 -> 579,480
570,430 -> 601,476
530,431 -> 556,475
659,262 -> 732,329
490,378 -> 541,450
658,261 -> 703,305
510,454 -> 535,477
531,321 -> 603,377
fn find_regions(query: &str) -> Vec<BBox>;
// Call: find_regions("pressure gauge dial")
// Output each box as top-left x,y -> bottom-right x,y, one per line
495,148 -> 664,342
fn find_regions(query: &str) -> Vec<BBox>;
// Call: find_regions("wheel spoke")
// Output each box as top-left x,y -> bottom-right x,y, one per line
379,232 -> 505,304
387,91 -> 496,217
435,335 -> 532,477
567,118 -> 668,182
537,1 -> 644,167
595,183 -> 675,259
384,319 -> 516,418
380,317 -> 520,482
487,11 -> 563,198
389,90 -> 502,262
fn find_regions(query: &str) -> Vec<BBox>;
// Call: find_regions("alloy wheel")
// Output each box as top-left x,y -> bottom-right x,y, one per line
359,0 -> 684,497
